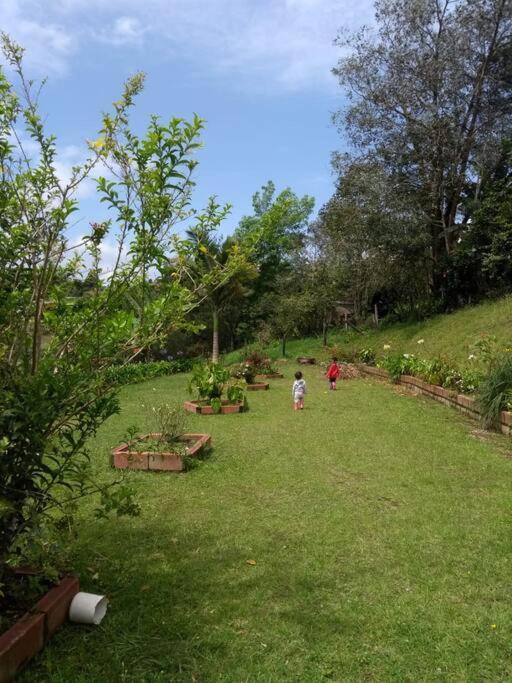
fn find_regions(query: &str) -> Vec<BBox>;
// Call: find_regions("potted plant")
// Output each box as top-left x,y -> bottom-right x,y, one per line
112,403 -> 211,471
185,362 -> 248,414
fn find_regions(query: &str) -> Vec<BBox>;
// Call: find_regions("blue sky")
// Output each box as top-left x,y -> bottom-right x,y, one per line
3,0 -> 375,258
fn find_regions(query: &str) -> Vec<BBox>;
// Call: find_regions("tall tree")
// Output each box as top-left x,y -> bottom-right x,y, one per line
180,199 -> 257,362
333,0 -> 512,297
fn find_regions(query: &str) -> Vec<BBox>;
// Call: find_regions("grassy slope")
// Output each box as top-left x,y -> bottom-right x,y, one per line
226,295 -> 512,367
22,368 -> 512,682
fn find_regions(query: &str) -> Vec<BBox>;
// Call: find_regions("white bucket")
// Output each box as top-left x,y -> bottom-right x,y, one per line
69,592 -> 109,625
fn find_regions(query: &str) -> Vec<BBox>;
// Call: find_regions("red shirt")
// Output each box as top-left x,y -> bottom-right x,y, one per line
326,362 -> 340,380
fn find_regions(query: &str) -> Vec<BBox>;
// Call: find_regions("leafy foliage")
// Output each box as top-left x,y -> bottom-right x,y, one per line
105,359 -> 193,386
188,362 -> 231,401
0,35 -> 214,583
378,353 -> 482,394
477,353 -> 512,428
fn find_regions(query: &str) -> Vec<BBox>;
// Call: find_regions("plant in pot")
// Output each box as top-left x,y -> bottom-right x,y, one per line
112,403 -> 211,471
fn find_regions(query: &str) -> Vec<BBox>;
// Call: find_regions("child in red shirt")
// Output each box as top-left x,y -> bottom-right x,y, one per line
326,357 -> 340,390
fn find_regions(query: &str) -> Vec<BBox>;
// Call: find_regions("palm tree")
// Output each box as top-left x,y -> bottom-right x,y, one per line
184,200 -> 257,362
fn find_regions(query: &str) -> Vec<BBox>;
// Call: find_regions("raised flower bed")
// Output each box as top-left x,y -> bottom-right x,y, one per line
0,576 -> 79,682
184,400 -> 244,415
257,372 -> 284,379
112,433 -> 211,471
297,357 -> 316,365
246,382 -> 270,391
357,363 -> 512,435
188,361 -> 248,415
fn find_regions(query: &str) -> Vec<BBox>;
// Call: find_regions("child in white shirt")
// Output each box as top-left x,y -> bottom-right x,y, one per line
292,371 -> 306,411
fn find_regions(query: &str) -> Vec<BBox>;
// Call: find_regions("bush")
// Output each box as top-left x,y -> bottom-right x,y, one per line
105,359 -> 193,386
357,347 -> 376,365
188,362 -> 231,401
237,345 -> 277,375
477,353 -> 512,428
148,403 -> 187,447
188,362 -> 248,410
232,363 -> 257,384
378,353 -> 482,394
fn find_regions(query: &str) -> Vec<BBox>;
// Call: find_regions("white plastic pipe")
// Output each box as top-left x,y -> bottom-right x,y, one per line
69,592 -> 109,625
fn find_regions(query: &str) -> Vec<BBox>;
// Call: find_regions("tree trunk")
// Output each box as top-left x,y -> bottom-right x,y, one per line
322,319 -> 328,347
212,307 -> 219,363
281,335 -> 287,358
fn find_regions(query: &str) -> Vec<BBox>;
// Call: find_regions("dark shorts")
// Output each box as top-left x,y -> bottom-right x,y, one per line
328,377 -> 337,383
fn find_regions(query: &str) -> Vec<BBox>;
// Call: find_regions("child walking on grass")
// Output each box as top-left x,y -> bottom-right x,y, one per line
326,357 -> 340,390
292,371 -> 306,410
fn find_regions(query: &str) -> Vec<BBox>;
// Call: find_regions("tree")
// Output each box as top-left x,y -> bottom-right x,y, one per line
0,35 -> 210,580
179,198 -> 258,362
234,181 -> 314,335
333,0 -> 512,298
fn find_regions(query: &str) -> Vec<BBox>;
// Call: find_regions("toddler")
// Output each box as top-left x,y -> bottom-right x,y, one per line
326,357 -> 341,390
292,371 -> 306,410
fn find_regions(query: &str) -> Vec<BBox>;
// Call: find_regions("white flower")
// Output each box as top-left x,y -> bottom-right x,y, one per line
383,344 -> 391,351
468,354 -> 476,360
403,353 -> 410,359
417,339 -> 425,345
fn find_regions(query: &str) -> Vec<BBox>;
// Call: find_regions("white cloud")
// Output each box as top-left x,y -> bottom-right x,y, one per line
2,0 -> 75,74
95,16 -> 146,46
2,0 -> 375,89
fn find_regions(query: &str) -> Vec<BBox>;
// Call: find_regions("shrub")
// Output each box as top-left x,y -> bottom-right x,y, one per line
105,359 -> 193,386
232,363 -> 257,384
357,347 -> 376,365
148,403 -> 187,447
477,353 -> 512,429
188,362 -> 231,401
379,353 -> 416,383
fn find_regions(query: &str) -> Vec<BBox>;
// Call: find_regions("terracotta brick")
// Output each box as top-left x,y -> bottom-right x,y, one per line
148,452 -> 183,471
501,410 -> 512,426
457,394 -> 478,412
35,577 -> 79,639
246,383 -> 269,391
0,613 -> 44,683
183,400 -> 201,414
112,449 -> 148,470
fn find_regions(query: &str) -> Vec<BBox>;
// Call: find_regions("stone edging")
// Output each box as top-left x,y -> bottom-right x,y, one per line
357,364 -> 512,436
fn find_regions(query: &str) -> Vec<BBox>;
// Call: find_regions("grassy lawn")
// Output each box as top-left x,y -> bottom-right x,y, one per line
22,365 -> 512,682
226,295 -> 512,368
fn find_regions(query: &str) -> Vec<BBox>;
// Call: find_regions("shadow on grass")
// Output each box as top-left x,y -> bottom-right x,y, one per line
22,513 -> 350,682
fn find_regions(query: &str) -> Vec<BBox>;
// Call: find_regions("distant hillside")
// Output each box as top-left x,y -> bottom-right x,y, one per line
226,296 -> 512,367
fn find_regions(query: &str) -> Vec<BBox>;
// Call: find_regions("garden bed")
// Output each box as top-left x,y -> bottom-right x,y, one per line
297,357 -> 316,365
111,433 -> 211,471
246,382 -> 270,391
357,363 -> 512,435
0,576 -> 79,683
183,400 -> 244,415
257,373 -> 284,379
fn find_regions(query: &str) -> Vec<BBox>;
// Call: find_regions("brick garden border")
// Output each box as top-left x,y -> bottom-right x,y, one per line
246,382 -> 270,391
357,364 -> 512,435
184,400 -> 244,415
0,576 -> 79,683
112,433 -> 211,471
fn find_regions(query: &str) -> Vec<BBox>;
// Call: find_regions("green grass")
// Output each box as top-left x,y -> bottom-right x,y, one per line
226,295 -> 512,367
22,368 -> 512,682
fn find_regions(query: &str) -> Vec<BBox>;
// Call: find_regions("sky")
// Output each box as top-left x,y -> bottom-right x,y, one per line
2,0 -> 375,253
